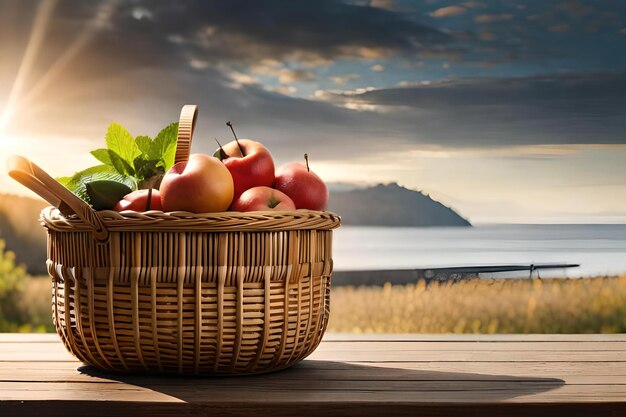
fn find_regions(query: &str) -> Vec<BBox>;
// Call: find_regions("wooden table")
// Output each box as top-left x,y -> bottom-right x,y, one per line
1,333 -> 625,416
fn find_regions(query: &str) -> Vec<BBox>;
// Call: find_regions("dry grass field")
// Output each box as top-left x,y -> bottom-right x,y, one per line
327,276 -> 626,333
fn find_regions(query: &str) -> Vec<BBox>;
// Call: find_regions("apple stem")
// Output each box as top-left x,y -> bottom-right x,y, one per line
146,188 -> 152,211
215,138 -> 229,160
268,195 -> 280,209
304,153 -> 310,172
226,121 -> 246,157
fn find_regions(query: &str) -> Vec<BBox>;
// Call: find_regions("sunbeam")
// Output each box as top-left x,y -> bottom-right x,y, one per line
0,0 -> 57,134
15,0 -> 119,115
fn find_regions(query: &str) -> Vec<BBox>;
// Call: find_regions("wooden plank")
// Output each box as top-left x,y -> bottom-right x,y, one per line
0,334 -> 58,343
0,342 -> 74,362
1,401 -> 624,417
2,381 -> 626,402
3,340 -> 626,362
307,350 -> 626,362
318,341 -> 626,351
296,360 -> 626,379
4,333 -> 626,343
2,360 -> 626,384
323,333 -> 626,342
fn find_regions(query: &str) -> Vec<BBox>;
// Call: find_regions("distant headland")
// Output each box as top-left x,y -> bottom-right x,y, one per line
328,182 -> 471,227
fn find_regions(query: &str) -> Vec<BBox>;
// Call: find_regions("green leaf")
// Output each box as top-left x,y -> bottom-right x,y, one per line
135,135 -> 156,159
60,165 -> 112,191
57,165 -> 136,203
132,155 -> 166,190
162,142 -> 178,171
153,122 -> 178,170
105,123 -> 141,169
133,156 -> 162,179
108,150 -> 135,176
56,176 -> 72,187
90,148 -> 112,166
85,180 -> 133,210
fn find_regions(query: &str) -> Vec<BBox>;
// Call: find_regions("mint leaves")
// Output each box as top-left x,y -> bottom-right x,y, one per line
56,166 -> 137,203
58,121 -> 179,205
91,122 -> 179,181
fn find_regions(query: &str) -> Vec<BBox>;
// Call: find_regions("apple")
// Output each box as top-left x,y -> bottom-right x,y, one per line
274,154 -> 328,211
114,189 -> 162,212
214,122 -> 275,200
231,186 -> 296,212
160,153 -> 234,213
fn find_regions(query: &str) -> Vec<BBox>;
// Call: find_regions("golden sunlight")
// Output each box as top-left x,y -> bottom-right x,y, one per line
0,0 -> 57,132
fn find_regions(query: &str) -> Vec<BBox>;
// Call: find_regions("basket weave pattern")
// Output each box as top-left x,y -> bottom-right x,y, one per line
44,208 -> 339,374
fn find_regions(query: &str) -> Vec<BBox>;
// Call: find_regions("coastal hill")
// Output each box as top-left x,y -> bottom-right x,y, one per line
328,183 -> 471,227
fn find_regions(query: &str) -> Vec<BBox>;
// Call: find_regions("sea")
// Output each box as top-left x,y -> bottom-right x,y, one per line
332,224 -> 626,278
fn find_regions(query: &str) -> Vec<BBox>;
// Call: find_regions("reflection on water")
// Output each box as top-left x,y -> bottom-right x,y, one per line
333,224 -> 626,277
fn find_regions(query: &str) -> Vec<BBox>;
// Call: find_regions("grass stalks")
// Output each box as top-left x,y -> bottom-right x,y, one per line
327,276 -> 626,333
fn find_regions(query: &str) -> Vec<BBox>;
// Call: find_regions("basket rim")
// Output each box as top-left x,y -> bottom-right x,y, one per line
40,206 -> 341,233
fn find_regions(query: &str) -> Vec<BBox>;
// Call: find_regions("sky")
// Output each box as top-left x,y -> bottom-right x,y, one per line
1,0 -> 626,223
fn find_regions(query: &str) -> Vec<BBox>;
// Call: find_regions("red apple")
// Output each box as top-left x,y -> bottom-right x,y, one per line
274,154 -> 328,211
214,138 -> 275,200
160,153 -> 234,213
231,186 -> 296,212
114,189 -> 162,212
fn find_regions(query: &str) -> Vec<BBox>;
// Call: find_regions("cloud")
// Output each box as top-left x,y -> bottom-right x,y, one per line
227,71 -> 259,87
329,73 -> 361,85
549,24 -> 570,33
370,64 -> 385,72
526,12 -> 552,22
247,61 -> 318,84
265,85 -> 297,95
474,14 -> 514,23
462,1 -> 487,9
249,59 -> 283,76
189,59 -> 209,70
418,47 -> 464,62
105,0 -> 448,68
430,6 -> 466,18
368,0 -> 397,10
131,7 -> 153,21
277,69 -> 315,84
556,1 -> 593,18
314,71 -> 626,148
478,31 -> 496,41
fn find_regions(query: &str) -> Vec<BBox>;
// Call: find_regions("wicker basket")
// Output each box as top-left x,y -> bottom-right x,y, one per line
8,105 -> 340,375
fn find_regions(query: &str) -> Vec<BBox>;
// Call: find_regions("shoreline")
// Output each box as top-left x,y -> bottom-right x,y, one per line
332,264 -> 584,286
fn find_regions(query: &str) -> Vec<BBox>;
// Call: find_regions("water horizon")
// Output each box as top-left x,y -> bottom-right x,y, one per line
332,224 -> 626,278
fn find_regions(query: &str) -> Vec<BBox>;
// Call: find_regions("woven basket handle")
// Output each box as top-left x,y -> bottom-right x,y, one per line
7,155 -> 109,242
174,104 -> 198,164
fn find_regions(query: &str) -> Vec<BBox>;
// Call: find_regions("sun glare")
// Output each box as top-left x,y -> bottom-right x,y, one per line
15,0 -> 118,115
0,0 -> 58,132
